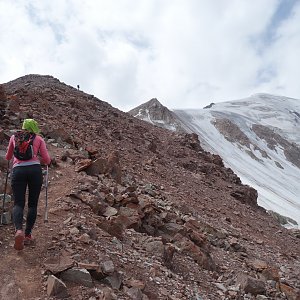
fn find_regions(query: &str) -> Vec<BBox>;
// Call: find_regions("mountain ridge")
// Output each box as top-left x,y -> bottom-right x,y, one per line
129,94 -> 300,227
0,75 -> 299,299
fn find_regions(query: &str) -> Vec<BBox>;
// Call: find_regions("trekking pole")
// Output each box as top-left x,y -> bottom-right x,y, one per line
44,165 -> 49,223
1,161 -> 10,225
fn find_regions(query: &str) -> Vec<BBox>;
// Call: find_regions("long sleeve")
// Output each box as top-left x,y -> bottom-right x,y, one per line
5,135 -> 15,161
39,138 -> 51,165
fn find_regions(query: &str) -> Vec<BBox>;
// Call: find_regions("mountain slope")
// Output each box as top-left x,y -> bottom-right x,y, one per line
0,77 -> 300,299
131,94 -> 300,227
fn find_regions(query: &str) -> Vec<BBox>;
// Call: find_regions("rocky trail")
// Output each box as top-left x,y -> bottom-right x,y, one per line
0,146 -> 78,299
0,75 -> 299,299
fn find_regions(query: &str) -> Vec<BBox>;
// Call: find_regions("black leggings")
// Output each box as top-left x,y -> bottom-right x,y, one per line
11,164 -> 43,235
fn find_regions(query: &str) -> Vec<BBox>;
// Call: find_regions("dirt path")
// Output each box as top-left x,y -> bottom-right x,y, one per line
0,158 -> 74,300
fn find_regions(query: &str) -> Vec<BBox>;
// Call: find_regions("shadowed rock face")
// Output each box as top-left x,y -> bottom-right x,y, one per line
252,124 -> 300,168
213,118 -> 251,148
212,118 -> 268,161
0,75 -> 299,300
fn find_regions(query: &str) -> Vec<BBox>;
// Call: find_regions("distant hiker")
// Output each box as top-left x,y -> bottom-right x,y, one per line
77,84 -> 80,90
5,119 -> 51,250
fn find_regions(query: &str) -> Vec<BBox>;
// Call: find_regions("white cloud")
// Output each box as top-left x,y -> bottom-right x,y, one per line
260,2 -> 300,96
0,0 -> 299,111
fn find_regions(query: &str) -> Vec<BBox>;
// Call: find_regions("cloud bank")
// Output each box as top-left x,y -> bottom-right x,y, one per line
0,0 -> 299,111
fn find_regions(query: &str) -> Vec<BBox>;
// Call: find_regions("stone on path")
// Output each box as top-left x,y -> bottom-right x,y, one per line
60,267 -> 93,287
47,275 -> 69,298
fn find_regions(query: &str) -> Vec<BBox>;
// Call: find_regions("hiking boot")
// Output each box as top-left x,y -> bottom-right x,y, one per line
14,230 -> 24,250
24,234 -> 35,246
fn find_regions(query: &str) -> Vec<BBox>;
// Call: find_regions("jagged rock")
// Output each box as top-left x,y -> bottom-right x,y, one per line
118,207 -> 141,229
69,227 -> 80,235
105,193 -> 115,206
163,243 -> 175,267
106,151 -> 122,184
214,282 -> 227,293
90,199 -> 108,215
85,146 -> 98,158
119,194 -> 139,206
78,233 -> 91,244
237,274 -> 266,296
0,211 -> 12,224
60,267 -> 93,287
279,283 -> 300,300
144,188 -> 157,197
101,260 -> 115,274
86,158 -> 107,176
125,278 -> 145,290
105,271 -> 123,290
75,159 -> 92,172
202,153 -> 223,167
289,228 -> 300,239
161,222 -> 183,236
230,185 -> 258,206
182,133 -> 203,152
268,210 -> 298,226
103,206 -> 118,218
248,259 -> 268,271
44,255 -> 74,274
186,229 -> 208,249
89,269 -> 107,281
97,216 -> 124,239
124,286 -> 144,300
144,240 -> 164,257
173,233 -> 216,271
261,266 -> 280,282
47,275 -> 69,298
226,237 -> 246,252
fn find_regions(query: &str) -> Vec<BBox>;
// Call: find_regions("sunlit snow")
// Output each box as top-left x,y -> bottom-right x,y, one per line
174,94 -> 300,227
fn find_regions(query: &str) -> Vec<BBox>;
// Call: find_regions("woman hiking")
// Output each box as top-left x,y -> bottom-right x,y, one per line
5,119 -> 51,250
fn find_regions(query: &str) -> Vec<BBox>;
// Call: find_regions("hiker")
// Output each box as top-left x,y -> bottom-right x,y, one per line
77,84 -> 80,90
5,119 -> 51,250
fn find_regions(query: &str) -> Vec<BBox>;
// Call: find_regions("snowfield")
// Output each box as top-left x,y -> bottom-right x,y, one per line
174,94 -> 300,227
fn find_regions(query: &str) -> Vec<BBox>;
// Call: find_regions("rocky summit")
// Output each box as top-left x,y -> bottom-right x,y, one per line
0,74 -> 299,300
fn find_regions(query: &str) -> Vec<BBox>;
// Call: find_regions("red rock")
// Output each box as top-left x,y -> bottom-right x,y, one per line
44,255 -> 74,274
75,159 -> 92,172
279,283 -> 300,300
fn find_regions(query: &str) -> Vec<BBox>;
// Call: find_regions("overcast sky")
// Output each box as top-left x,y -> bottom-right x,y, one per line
0,0 -> 299,111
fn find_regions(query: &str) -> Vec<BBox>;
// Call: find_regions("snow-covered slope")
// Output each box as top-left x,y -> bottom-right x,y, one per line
131,94 -> 300,227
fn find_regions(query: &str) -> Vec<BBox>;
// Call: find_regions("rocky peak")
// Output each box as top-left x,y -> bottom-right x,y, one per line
128,98 -> 187,132
145,97 -> 162,107
128,97 -> 168,117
